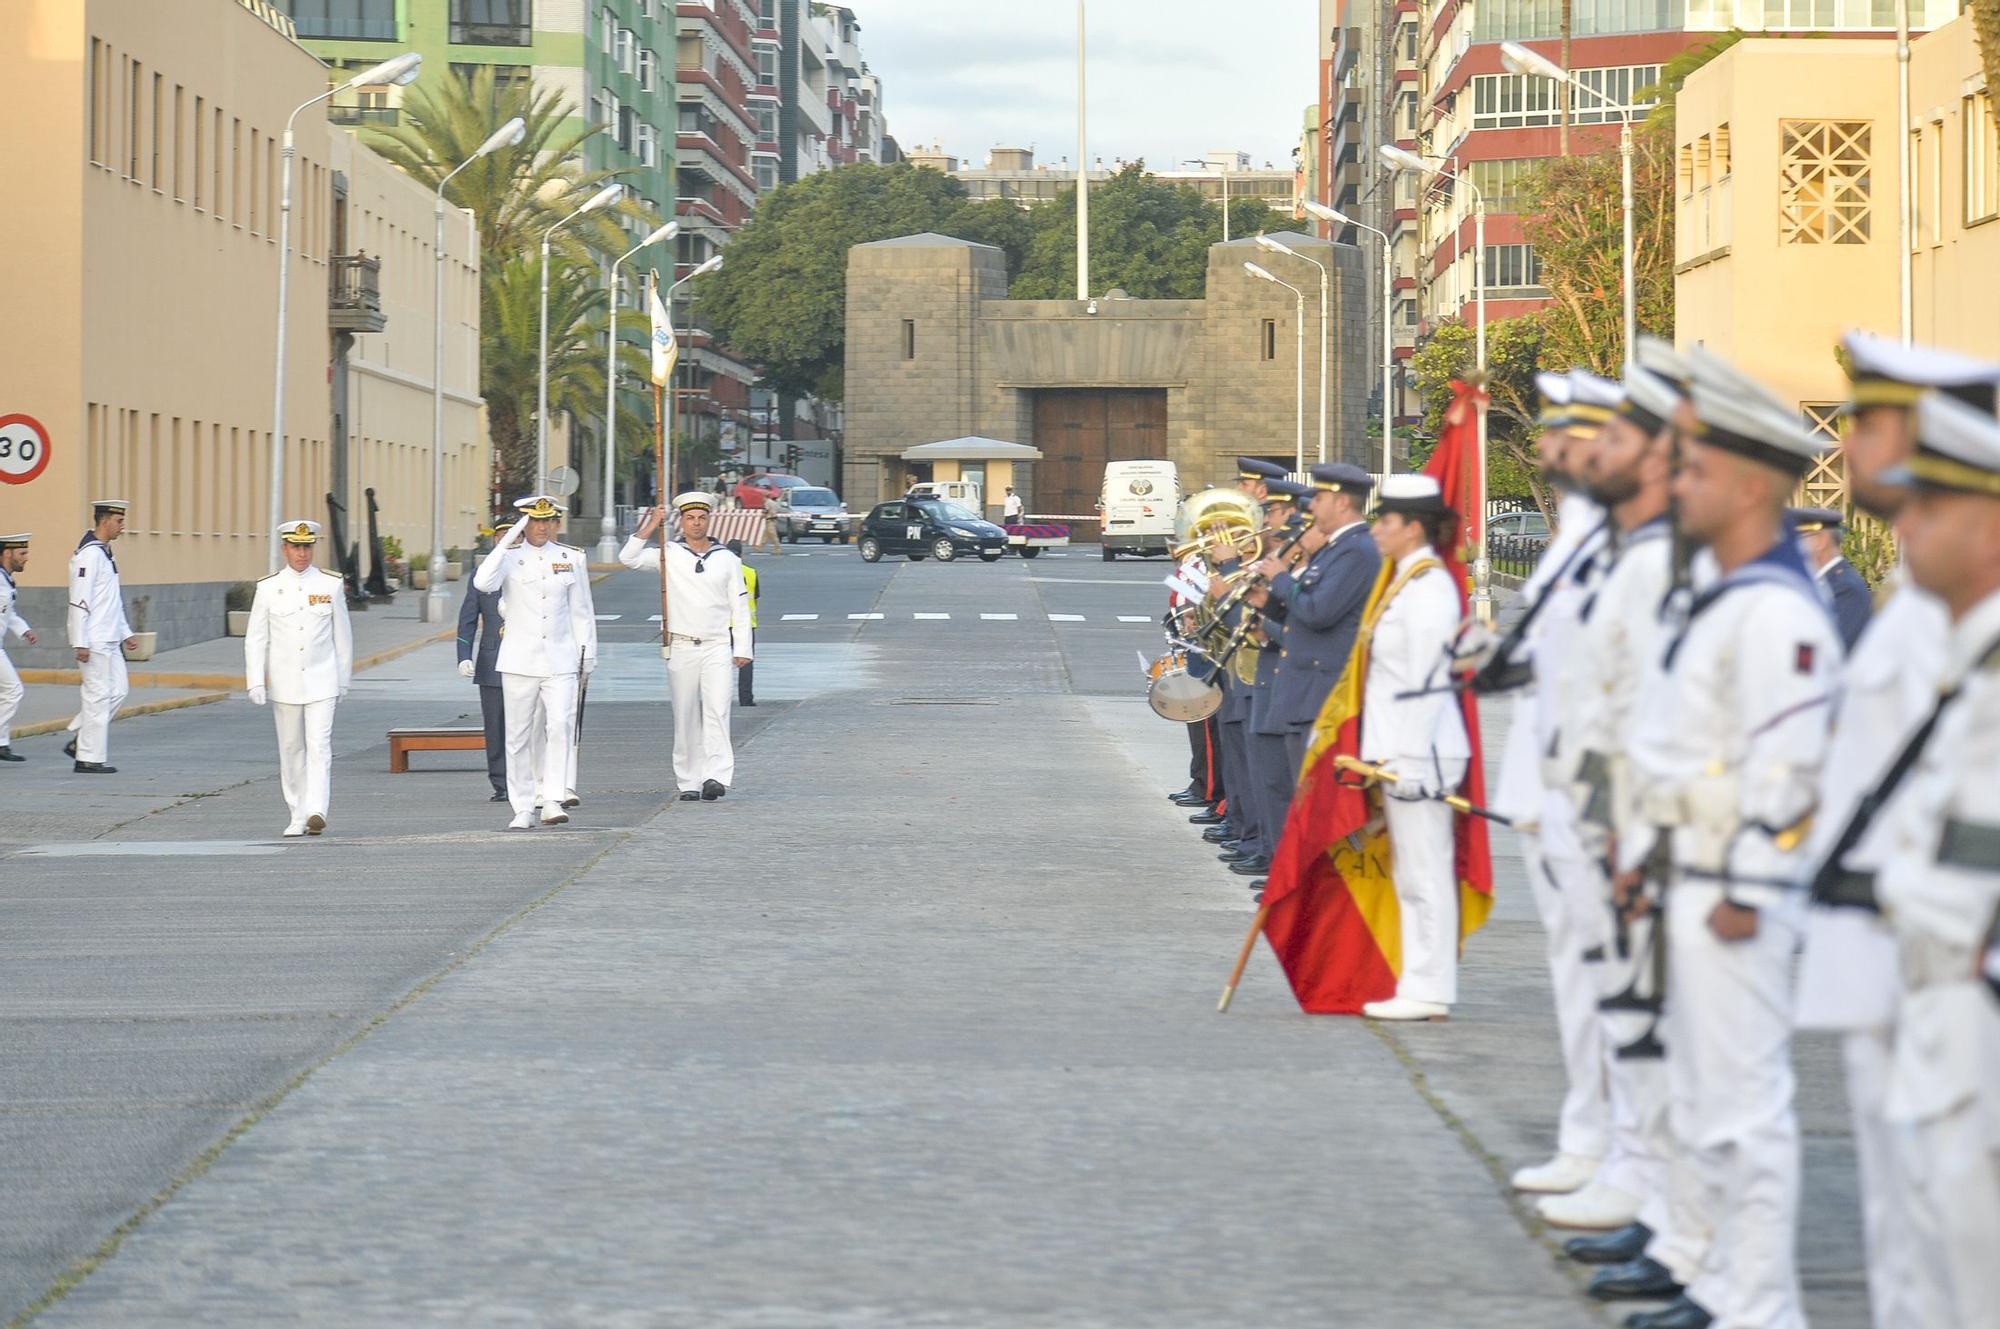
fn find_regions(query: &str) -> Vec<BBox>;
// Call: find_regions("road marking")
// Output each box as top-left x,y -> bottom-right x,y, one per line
913,612 -> 950,620
780,613 -> 819,621
1117,615 -> 1153,623
1048,613 -> 1086,622
1028,577 -> 1165,586
647,615 -> 663,622
980,613 -> 1018,621
849,612 -> 884,620
594,613 -> 623,621
13,841 -> 284,858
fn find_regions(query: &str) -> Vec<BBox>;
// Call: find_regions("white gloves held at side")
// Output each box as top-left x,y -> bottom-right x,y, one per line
248,685 -> 267,706
458,659 -> 476,680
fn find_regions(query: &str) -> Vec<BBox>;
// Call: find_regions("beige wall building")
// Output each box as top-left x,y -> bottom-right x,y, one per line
0,0 -> 482,662
1675,22 -> 2000,459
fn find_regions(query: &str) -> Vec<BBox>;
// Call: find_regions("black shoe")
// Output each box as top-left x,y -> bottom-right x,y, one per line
560,797 -> 580,810
1202,825 -> 1234,843
1188,810 -> 1225,825
740,700 -> 757,707
1624,1296 -> 1713,1329
1169,788 -> 1205,805
1251,887 -> 1265,904
1229,857 -> 1272,876
64,739 -> 77,758
701,779 -> 725,801
678,790 -> 702,801
73,761 -> 117,774
1588,1256 -> 1681,1302
490,790 -> 509,803
1566,1222 -> 1653,1266
0,747 -> 22,762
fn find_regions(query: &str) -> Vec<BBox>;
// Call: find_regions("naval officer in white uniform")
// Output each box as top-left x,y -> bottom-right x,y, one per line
245,521 -> 354,836
474,494 -> 598,830
622,492 -> 752,801
0,532 -> 38,762
65,499 -> 135,774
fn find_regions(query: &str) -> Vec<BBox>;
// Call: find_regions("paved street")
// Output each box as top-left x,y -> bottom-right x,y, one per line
1,548 -> 1863,1326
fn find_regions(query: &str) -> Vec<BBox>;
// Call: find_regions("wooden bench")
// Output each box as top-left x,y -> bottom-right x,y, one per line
387,726 -> 486,773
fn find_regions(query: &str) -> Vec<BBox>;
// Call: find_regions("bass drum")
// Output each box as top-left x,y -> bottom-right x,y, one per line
1146,652 -> 1224,722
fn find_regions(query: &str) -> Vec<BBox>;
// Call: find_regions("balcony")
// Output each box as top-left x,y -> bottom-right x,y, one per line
328,105 -> 400,127
450,19 -> 530,45
329,254 -> 386,334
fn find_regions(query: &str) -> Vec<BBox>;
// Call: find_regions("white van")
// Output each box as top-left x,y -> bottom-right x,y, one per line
1098,460 -> 1181,561
906,479 -> 983,510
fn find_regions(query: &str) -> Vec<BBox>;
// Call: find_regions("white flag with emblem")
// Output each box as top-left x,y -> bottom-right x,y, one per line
648,269 -> 677,387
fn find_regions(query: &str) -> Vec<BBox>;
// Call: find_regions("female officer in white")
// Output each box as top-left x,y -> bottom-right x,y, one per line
1361,475 -> 1471,1022
244,520 -> 353,836
474,495 -> 598,829
621,493 -> 752,800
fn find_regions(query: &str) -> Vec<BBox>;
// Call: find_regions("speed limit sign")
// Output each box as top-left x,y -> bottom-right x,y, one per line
0,414 -> 51,486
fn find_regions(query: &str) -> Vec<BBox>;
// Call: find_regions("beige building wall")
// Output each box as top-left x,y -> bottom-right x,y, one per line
1909,18 -> 2000,356
0,0 -> 481,661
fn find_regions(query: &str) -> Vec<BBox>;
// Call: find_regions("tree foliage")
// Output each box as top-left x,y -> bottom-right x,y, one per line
1976,0 -> 2000,142
1408,317 -> 1548,510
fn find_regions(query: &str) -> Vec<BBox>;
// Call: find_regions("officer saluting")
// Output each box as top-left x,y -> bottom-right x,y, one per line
65,499 -> 135,774
622,493 -> 752,801
473,495 -> 598,830
245,521 -> 354,837
0,532 -> 37,762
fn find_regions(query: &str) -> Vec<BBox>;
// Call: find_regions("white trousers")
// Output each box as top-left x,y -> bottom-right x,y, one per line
1385,792 -> 1458,1005
273,698 -> 336,825
667,639 -> 734,791
1844,1030 -> 1947,1329
501,671 -> 578,815
68,647 -> 129,763
0,649 -> 21,745
1903,1094 -> 2000,1329
1528,825 -> 1612,1162
1663,881 -> 1806,1329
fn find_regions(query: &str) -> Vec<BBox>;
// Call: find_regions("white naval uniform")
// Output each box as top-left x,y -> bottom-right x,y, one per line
65,536 -> 132,764
619,534 -> 752,792
1362,546 -> 1470,1007
1873,589 -> 2000,1329
1796,579 -> 1951,1329
0,568 -> 30,746
1623,553 -> 1840,1329
244,565 -> 354,827
474,532 -> 598,816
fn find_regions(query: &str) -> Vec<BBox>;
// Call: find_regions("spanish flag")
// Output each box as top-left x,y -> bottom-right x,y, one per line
1258,380 -> 1494,1013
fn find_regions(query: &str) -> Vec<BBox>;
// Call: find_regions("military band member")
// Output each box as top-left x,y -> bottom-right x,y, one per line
474,495 -> 598,830
1788,506 -> 1872,649
65,499 -> 135,774
0,532 -> 36,762
245,521 -> 354,837
1211,458 -> 1291,876
1359,475 -> 1471,1023
1240,478 -> 1310,898
623,493 -> 752,801
456,551 -> 509,802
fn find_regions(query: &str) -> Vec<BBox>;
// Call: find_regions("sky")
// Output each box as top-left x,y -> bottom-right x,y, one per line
843,0 -> 1320,175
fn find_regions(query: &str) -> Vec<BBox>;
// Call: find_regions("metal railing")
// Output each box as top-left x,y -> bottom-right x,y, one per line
328,105 -> 401,127
1488,532 -> 1551,581
329,254 -> 385,332
449,19 -> 531,45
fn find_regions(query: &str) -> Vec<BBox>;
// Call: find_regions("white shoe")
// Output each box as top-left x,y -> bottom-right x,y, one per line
507,811 -> 535,831
541,809 -> 569,826
282,823 -> 306,838
1537,1181 -> 1642,1229
1511,1153 -> 1602,1194
1362,996 -> 1450,1022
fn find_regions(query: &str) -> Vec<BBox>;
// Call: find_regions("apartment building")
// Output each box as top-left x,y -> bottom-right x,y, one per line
2,0 -> 482,660
914,145 -> 1297,215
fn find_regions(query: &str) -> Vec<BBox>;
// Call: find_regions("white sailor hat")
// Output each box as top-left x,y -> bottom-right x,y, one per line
1616,362 -> 1684,437
673,490 -> 716,512
1881,392 -> 2000,496
1688,344 -> 1790,419
1688,375 -> 1829,477
1535,371 -> 1575,428
1633,334 -> 1692,389
1374,473 -> 1450,516
91,498 -> 130,514
1841,330 -> 2000,413
1568,369 -> 1622,423
0,532 -> 29,550
279,519 -> 321,545
514,494 -> 566,519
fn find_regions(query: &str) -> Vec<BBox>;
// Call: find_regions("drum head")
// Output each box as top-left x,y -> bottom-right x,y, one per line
1148,665 -> 1223,722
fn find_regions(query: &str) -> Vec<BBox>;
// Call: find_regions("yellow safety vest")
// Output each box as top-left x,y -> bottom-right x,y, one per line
742,563 -> 759,629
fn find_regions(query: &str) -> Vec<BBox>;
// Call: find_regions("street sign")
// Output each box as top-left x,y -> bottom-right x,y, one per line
0,413 -> 51,485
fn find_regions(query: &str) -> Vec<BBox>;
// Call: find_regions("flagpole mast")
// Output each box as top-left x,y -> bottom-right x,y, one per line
651,270 -> 670,656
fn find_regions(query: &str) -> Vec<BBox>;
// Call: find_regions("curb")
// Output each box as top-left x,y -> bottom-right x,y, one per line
11,690 -> 231,740
18,628 -> 455,693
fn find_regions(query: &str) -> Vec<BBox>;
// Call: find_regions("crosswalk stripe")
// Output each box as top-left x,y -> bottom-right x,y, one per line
913,612 -> 950,620
1048,613 -> 1086,622
647,614 -> 663,622
780,613 -> 819,621
1117,615 -> 1153,623
980,613 -> 1018,621
595,613 -> 623,621
849,612 -> 884,620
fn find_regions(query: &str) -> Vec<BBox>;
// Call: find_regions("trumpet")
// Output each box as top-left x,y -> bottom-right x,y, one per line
1202,514 -> 1312,676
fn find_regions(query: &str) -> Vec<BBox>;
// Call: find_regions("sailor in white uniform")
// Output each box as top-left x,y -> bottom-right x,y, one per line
0,532 -> 38,762
65,499 -> 135,774
245,520 -> 354,836
1359,474 -> 1472,1023
473,495 -> 598,830
621,492 -> 752,801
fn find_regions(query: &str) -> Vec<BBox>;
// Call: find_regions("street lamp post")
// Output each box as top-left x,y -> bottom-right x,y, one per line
1187,159 -> 1234,242
1245,261 -> 1306,476
538,182 -> 624,488
1306,200 -> 1393,479
1076,0 -> 1089,301
660,254 -> 724,497
1501,42 -> 1635,359
269,51 -> 421,574
1382,143 -> 1490,622
422,115 -> 526,624
600,220 -> 679,563
1254,234 -> 1329,465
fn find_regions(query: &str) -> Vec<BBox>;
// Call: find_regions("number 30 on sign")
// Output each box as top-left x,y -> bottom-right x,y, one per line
0,414 -> 51,485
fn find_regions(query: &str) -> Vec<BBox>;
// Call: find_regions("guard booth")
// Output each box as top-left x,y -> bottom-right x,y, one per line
895,438 -> 1044,524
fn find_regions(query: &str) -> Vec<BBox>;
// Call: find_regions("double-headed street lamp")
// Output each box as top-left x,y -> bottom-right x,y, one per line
1253,234 -> 1328,466
269,51 -> 422,574
1303,199 -> 1393,479
1244,261 -> 1306,476
538,182 -> 625,487
599,220 -> 679,563
422,115 -> 526,624
1500,42 -> 1635,359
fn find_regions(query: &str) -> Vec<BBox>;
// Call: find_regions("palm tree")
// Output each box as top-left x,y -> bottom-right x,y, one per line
1976,1 -> 2000,127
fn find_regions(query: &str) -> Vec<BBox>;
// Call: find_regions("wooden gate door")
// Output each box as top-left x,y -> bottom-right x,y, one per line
1030,389 -> 1169,540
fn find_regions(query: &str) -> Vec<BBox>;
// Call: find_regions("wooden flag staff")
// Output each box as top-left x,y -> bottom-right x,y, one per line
1217,904 -> 1271,1013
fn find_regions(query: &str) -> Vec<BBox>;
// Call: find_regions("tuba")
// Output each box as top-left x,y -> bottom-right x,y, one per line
1171,488 -> 1265,565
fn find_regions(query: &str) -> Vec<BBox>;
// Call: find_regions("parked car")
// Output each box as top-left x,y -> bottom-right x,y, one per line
858,498 -> 1008,563
1486,509 -> 1551,540
775,486 -> 852,543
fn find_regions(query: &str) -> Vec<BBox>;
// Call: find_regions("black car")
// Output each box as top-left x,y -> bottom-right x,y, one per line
857,498 -> 1008,563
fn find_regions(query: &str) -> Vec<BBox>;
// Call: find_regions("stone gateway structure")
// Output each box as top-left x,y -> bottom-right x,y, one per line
842,234 -> 1374,527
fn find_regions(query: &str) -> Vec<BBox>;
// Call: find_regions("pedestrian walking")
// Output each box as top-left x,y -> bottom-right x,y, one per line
0,532 -> 38,762
64,499 -> 135,774
621,493 -> 752,800
455,550 -> 509,802
473,495 -> 598,830
1003,487 -> 1024,525
727,537 -> 759,706
244,520 -> 354,837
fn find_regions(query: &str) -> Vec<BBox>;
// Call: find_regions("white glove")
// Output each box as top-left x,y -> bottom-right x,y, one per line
338,688 -> 349,701
248,685 -> 267,706
1389,776 -> 1426,801
458,659 -> 476,679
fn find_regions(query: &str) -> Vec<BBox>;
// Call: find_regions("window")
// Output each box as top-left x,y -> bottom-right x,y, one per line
451,62 -> 533,97
451,0 -> 532,45
616,27 -> 637,75
192,94 -> 205,207
1470,64 -> 1661,130
637,122 -> 657,167
593,87 -> 615,127
1481,243 -> 1544,291
1928,119 -> 1943,246
280,0 -> 398,40
172,84 -> 185,199
639,0 -> 654,15
600,5 -> 614,52
754,158 -> 778,190
1968,92 -> 1999,226
1260,319 -> 1277,360
1801,403 -> 1843,440
617,105 -> 636,152
901,319 -> 916,360
1466,158 -> 1538,213
755,103 -> 778,144
1780,120 -> 1872,244
1400,22 -> 1419,59
1472,0 -> 1682,39
127,57 -> 140,179
638,48 -> 657,91
756,46 -> 779,85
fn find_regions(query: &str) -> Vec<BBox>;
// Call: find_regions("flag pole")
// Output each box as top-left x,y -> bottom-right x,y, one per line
1217,904 -> 1272,1012
650,269 -> 671,657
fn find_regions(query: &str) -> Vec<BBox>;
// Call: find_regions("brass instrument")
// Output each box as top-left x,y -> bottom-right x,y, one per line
1145,489 -> 1265,722
1170,488 -> 1265,565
